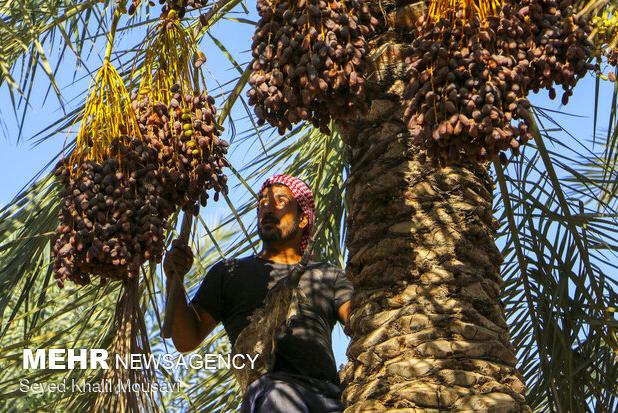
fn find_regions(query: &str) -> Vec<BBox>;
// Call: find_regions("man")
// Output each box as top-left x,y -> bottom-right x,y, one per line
164,174 -> 353,412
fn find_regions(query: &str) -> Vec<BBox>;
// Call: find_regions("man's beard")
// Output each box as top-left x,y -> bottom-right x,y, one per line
258,214 -> 301,244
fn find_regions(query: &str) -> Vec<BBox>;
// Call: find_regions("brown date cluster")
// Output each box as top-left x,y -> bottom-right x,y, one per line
404,0 -> 594,165
132,83 -> 230,215
157,0 -> 213,19
128,0 -> 208,18
248,0 -> 379,135
51,87 -> 230,287
52,137 -> 173,287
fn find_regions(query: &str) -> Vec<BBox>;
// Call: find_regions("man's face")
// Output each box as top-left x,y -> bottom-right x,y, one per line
257,184 -> 305,244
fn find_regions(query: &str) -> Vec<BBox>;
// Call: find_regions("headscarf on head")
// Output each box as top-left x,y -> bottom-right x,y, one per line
259,174 -> 315,253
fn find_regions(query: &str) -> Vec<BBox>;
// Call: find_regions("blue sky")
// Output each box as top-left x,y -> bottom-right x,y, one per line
1,2 -> 616,380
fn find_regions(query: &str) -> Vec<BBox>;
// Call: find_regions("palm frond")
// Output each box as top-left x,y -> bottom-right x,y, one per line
495,104 -> 618,412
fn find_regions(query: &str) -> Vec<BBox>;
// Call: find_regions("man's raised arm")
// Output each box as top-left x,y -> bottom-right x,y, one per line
164,240 -> 219,352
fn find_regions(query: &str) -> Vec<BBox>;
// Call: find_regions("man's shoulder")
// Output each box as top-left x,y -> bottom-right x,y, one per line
307,260 -> 344,278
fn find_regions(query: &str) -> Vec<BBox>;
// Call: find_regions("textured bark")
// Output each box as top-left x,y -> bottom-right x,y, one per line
337,29 -> 530,411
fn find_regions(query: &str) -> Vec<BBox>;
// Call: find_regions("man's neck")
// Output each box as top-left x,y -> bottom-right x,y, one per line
258,244 -> 302,265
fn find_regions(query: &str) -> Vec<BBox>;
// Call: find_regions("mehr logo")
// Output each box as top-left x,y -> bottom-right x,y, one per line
23,349 -> 109,369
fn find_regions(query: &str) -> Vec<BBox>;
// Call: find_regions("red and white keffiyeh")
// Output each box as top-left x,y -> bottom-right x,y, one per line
259,174 -> 315,253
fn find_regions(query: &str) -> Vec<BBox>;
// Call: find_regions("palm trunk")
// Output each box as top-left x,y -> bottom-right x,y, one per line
337,33 -> 530,412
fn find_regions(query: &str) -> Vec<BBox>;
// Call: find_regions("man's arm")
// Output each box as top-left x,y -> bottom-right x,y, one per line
334,267 -> 354,335
164,240 -> 220,353
337,300 -> 352,334
167,281 -> 218,353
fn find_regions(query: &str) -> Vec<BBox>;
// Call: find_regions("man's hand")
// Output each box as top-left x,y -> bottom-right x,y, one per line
163,240 -> 194,279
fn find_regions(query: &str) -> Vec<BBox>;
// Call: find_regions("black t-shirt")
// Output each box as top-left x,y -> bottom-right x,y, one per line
190,254 -> 354,386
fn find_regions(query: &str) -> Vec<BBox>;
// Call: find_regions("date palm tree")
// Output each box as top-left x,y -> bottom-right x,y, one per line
1,0 -> 617,412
